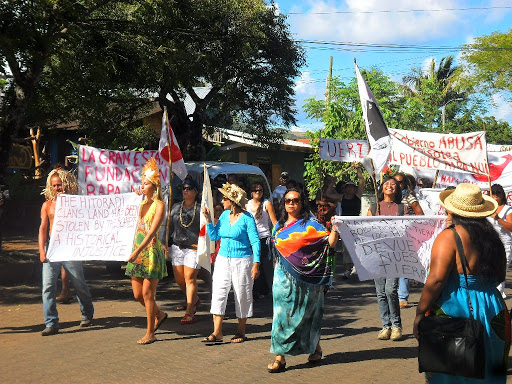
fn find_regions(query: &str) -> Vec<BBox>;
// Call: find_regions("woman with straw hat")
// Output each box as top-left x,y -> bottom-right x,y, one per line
413,183 -> 510,383
201,182 -> 260,344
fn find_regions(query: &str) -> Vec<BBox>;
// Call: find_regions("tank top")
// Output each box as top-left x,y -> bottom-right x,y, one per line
342,196 -> 361,216
246,199 -> 271,239
491,205 -> 512,253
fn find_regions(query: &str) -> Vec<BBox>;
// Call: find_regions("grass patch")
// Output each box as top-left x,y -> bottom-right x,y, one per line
0,250 -> 38,264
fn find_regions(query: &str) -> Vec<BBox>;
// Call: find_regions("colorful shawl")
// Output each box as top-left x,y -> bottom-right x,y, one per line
272,217 -> 333,286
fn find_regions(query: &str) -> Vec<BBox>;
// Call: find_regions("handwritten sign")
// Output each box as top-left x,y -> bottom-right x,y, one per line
46,193 -> 142,261
388,128 -> 488,175
319,139 -> 369,162
334,216 -> 446,283
78,145 -> 171,195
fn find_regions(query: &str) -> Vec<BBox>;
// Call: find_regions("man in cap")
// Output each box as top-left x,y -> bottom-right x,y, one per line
271,171 -> 289,205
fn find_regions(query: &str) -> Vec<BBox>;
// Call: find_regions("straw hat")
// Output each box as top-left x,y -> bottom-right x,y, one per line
439,183 -> 497,218
218,182 -> 248,207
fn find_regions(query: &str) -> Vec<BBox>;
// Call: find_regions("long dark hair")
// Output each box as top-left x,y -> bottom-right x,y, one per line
377,176 -> 402,203
250,182 -> 264,220
491,184 -> 507,206
451,215 -> 506,281
277,187 -> 311,229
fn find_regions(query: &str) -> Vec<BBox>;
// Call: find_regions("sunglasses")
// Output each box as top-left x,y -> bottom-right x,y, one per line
418,183 -> 423,187
251,189 -> 263,193
183,186 -> 194,191
284,198 -> 301,205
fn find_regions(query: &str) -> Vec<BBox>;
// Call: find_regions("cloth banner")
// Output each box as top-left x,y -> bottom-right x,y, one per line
158,111 -> 188,180
319,139 -> 369,162
389,128 -> 488,175
78,145 -> 171,195
46,193 -> 142,261
197,163 -> 214,272
334,216 -> 446,283
416,188 -> 446,216
355,62 -> 391,175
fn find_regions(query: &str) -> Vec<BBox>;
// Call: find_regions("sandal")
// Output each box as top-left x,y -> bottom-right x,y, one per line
180,314 -> 196,325
267,359 -> 286,373
308,348 -> 323,363
230,333 -> 248,343
201,334 -> 223,344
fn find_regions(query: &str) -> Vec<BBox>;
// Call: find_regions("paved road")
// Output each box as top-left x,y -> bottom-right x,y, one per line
2,237 -> 512,383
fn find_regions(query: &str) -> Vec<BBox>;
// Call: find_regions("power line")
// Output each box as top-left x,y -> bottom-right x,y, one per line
285,6 -> 512,15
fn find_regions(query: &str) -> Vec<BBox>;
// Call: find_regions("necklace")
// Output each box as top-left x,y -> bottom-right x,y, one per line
179,201 -> 197,228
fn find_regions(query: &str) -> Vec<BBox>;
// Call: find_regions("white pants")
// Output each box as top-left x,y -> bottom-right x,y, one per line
497,248 -> 512,299
210,255 -> 253,318
171,245 -> 199,269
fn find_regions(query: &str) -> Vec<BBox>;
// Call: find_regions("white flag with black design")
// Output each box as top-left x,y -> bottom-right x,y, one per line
355,62 -> 391,175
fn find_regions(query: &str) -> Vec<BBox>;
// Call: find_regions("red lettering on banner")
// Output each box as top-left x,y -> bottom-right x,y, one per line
84,166 -> 93,182
327,142 -> 336,158
86,184 -> 96,195
318,141 -> 324,155
356,143 -> 363,157
134,152 -> 141,166
338,142 -> 346,158
473,135 -> 483,150
99,150 -> 108,164
122,152 -> 131,164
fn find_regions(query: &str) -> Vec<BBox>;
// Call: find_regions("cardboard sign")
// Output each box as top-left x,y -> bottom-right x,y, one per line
78,145 -> 171,195
319,139 -> 369,162
334,216 -> 446,283
46,193 -> 142,261
389,128 -> 487,175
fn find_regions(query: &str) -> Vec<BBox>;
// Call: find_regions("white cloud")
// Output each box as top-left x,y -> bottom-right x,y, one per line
294,70 -> 319,95
490,93 -> 512,123
485,0 -> 512,23
292,0 -> 462,43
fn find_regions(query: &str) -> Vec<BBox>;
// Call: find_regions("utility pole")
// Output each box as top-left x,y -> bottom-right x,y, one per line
325,56 -> 333,107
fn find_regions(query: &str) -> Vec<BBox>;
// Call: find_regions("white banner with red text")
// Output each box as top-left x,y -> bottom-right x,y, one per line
319,139 -> 369,162
334,216 -> 446,283
78,145 -> 172,195
46,193 -> 142,261
388,128 -> 488,175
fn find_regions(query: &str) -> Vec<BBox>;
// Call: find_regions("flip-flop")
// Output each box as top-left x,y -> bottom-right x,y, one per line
137,338 -> 157,345
155,313 -> 168,331
202,334 -> 223,344
230,333 -> 248,343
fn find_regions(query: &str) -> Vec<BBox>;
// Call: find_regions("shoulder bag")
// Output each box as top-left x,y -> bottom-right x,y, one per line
418,226 -> 485,379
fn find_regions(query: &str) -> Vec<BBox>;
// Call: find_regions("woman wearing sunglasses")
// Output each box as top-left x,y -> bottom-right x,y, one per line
246,182 -> 277,299
169,177 -> 202,324
201,182 -> 260,344
267,188 -> 339,373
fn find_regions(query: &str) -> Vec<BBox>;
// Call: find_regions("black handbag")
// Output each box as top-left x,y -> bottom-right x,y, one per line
418,226 -> 485,379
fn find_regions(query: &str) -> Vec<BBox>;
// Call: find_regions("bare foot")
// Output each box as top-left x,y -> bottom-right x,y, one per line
137,335 -> 157,345
154,311 -> 167,330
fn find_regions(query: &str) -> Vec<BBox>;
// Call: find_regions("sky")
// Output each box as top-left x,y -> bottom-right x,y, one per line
273,0 -> 512,131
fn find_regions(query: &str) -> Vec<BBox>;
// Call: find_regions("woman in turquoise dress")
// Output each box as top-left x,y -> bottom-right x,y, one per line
414,183 -> 510,383
267,187 -> 339,373
126,158 -> 168,345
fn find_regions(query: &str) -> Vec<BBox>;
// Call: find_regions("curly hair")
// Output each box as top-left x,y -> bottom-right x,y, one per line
43,169 -> 78,200
451,215 -> 506,281
277,187 -> 312,229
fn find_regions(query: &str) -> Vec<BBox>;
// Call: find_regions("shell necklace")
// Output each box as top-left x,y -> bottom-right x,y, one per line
179,201 -> 197,228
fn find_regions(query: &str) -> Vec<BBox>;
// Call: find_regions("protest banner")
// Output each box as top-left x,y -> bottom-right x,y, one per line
416,188 -> 446,216
46,193 -> 142,261
388,128 -> 488,175
319,139 -> 369,162
78,145 -> 172,195
334,216 -> 446,283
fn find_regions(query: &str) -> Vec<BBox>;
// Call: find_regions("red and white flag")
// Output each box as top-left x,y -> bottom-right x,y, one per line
355,62 -> 391,176
197,163 -> 214,272
159,111 -> 187,180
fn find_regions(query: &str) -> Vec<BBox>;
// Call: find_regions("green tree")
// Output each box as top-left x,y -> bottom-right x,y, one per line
303,69 -> 404,197
460,29 -> 512,98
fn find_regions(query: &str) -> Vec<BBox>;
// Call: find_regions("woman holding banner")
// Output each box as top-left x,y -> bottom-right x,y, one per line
367,176 -> 407,341
267,188 -> 338,373
126,158 -> 168,345
490,184 -> 512,298
414,183 -> 510,383
169,177 -> 202,324
201,182 -> 260,344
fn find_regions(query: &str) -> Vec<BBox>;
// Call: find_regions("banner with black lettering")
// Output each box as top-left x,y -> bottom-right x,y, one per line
46,193 -> 142,261
334,216 -> 446,283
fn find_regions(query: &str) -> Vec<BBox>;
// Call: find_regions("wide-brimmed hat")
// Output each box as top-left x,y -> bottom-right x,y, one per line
439,183 -> 497,218
218,182 -> 248,207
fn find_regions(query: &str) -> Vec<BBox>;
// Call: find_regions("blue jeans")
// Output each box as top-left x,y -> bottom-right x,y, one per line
398,278 -> 409,301
42,261 -> 94,328
374,278 -> 401,328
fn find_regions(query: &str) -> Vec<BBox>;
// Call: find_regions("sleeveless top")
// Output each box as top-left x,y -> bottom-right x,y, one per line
490,205 -> 512,253
342,196 -> 361,216
246,199 -> 271,238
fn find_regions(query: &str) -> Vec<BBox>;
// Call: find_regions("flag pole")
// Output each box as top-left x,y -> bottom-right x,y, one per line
164,106 -> 173,250
432,170 -> 440,188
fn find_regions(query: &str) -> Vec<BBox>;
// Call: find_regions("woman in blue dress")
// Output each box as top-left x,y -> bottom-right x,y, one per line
267,187 -> 339,373
413,183 -> 510,383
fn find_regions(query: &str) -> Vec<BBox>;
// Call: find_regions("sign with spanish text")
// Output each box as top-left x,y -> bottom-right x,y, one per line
78,145 -> 171,195
46,193 -> 142,261
319,139 -> 369,162
388,128 -> 488,175
334,216 -> 446,283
